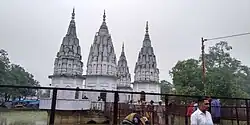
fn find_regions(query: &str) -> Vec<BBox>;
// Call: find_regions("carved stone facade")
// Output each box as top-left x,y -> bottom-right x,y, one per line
49,9 -> 84,100
117,43 -> 132,102
53,9 -> 83,76
86,11 -> 117,76
134,22 -> 159,82
133,22 -> 160,102
48,10 -> 161,103
85,11 -> 117,102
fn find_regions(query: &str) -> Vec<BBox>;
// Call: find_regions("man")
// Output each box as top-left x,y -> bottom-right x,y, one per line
211,98 -> 221,124
186,100 -> 195,125
193,100 -> 198,111
190,97 -> 213,125
168,100 -> 176,125
121,113 -> 150,125
146,100 -> 154,125
156,100 -> 164,125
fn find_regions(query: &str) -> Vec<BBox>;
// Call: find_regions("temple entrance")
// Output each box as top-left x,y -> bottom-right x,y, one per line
100,92 -> 107,102
140,91 -> 146,101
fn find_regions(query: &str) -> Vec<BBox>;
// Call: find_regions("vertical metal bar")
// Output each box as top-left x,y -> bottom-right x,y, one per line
49,88 -> 57,125
113,91 -> 119,125
235,106 -> 239,125
230,107 -> 233,125
246,99 -> 249,125
185,106 -> 188,125
165,94 -> 169,125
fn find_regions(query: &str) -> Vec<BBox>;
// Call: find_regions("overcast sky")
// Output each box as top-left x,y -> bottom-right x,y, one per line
0,0 -> 249,86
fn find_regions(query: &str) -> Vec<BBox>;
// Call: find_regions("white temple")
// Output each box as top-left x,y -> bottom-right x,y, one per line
85,11 -> 117,102
40,9 -> 161,109
133,22 -> 161,102
117,43 -> 133,103
48,8 -> 84,99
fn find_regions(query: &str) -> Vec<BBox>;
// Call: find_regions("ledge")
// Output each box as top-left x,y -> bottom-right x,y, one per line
132,81 -> 159,84
48,74 -> 86,79
117,86 -> 133,90
85,74 -> 117,79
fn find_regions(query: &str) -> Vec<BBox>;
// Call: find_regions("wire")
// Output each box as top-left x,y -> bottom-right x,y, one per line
204,32 -> 250,41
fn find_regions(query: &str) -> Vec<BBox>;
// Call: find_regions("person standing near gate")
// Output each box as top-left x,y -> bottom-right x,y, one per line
211,98 -> 221,125
190,97 -> 213,125
156,100 -> 164,125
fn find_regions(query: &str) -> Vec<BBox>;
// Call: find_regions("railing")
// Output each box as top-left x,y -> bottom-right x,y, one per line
0,85 -> 249,125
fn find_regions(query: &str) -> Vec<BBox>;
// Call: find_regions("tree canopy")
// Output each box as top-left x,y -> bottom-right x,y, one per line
0,49 -> 40,101
170,41 -> 250,98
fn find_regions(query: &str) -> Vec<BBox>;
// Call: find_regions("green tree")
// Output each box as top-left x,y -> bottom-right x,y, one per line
160,80 -> 174,94
160,80 -> 176,101
0,49 -> 40,101
204,41 -> 249,98
170,59 -> 203,96
170,41 -> 250,98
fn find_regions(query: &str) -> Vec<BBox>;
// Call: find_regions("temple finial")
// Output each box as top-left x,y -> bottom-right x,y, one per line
122,42 -> 124,52
103,10 -> 106,22
72,8 -> 75,20
146,21 -> 149,33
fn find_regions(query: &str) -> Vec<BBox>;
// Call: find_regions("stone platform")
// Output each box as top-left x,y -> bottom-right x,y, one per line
47,110 -> 110,124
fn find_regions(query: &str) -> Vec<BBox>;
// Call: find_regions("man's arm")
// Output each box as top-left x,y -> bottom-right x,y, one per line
190,114 -> 197,125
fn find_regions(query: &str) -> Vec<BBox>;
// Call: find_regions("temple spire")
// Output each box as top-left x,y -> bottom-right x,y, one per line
53,9 -> 83,76
122,42 -> 124,52
117,42 -> 131,89
143,21 -> 151,46
146,21 -> 149,33
66,8 -> 77,37
99,10 -> 109,32
72,8 -> 75,20
103,10 -> 106,22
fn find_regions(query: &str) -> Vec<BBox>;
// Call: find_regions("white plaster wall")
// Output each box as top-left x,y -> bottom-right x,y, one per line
133,82 -> 161,102
39,99 -> 105,111
50,77 -> 84,99
117,88 -> 132,103
85,76 -> 117,102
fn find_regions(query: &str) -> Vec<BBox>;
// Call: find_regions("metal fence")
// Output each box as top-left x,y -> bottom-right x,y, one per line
0,85 -> 249,125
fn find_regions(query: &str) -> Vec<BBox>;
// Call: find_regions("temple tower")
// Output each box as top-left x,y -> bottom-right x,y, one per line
133,22 -> 160,102
85,11 -> 117,102
117,43 -> 132,103
49,9 -> 85,99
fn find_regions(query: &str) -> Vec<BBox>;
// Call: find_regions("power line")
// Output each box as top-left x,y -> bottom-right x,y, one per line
204,32 -> 250,41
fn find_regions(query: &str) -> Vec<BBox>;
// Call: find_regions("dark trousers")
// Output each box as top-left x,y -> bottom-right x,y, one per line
185,116 -> 189,125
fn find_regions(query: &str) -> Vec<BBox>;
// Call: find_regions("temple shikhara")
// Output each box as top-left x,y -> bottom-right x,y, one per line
40,9 -> 160,111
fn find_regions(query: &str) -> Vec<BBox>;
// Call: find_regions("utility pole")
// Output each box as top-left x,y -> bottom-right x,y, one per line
201,37 -> 206,95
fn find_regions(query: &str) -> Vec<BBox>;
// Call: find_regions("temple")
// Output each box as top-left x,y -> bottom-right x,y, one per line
45,10 -> 161,104
117,43 -> 132,103
40,9 -> 95,111
49,8 -> 85,100
85,10 -> 117,102
133,22 -> 160,102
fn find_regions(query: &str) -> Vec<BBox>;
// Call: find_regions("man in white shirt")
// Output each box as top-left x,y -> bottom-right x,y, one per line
191,97 -> 213,125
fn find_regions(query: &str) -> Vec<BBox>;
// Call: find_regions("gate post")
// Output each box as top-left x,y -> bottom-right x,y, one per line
49,88 -> 57,125
165,95 -> 169,125
246,99 -> 249,125
113,91 -> 119,125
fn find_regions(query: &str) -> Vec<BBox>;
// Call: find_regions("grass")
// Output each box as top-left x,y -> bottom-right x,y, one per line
0,110 -> 47,125
1,110 -> 247,125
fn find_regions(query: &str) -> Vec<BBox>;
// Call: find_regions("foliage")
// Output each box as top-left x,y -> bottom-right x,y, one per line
160,80 -> 174,94
0,49 -> 40,101
170,41 -> 250,98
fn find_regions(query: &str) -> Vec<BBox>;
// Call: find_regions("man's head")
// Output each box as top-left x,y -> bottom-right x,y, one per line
159,100 -> 162,105
198,97 -> 210,112
150,100 -> 154,105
